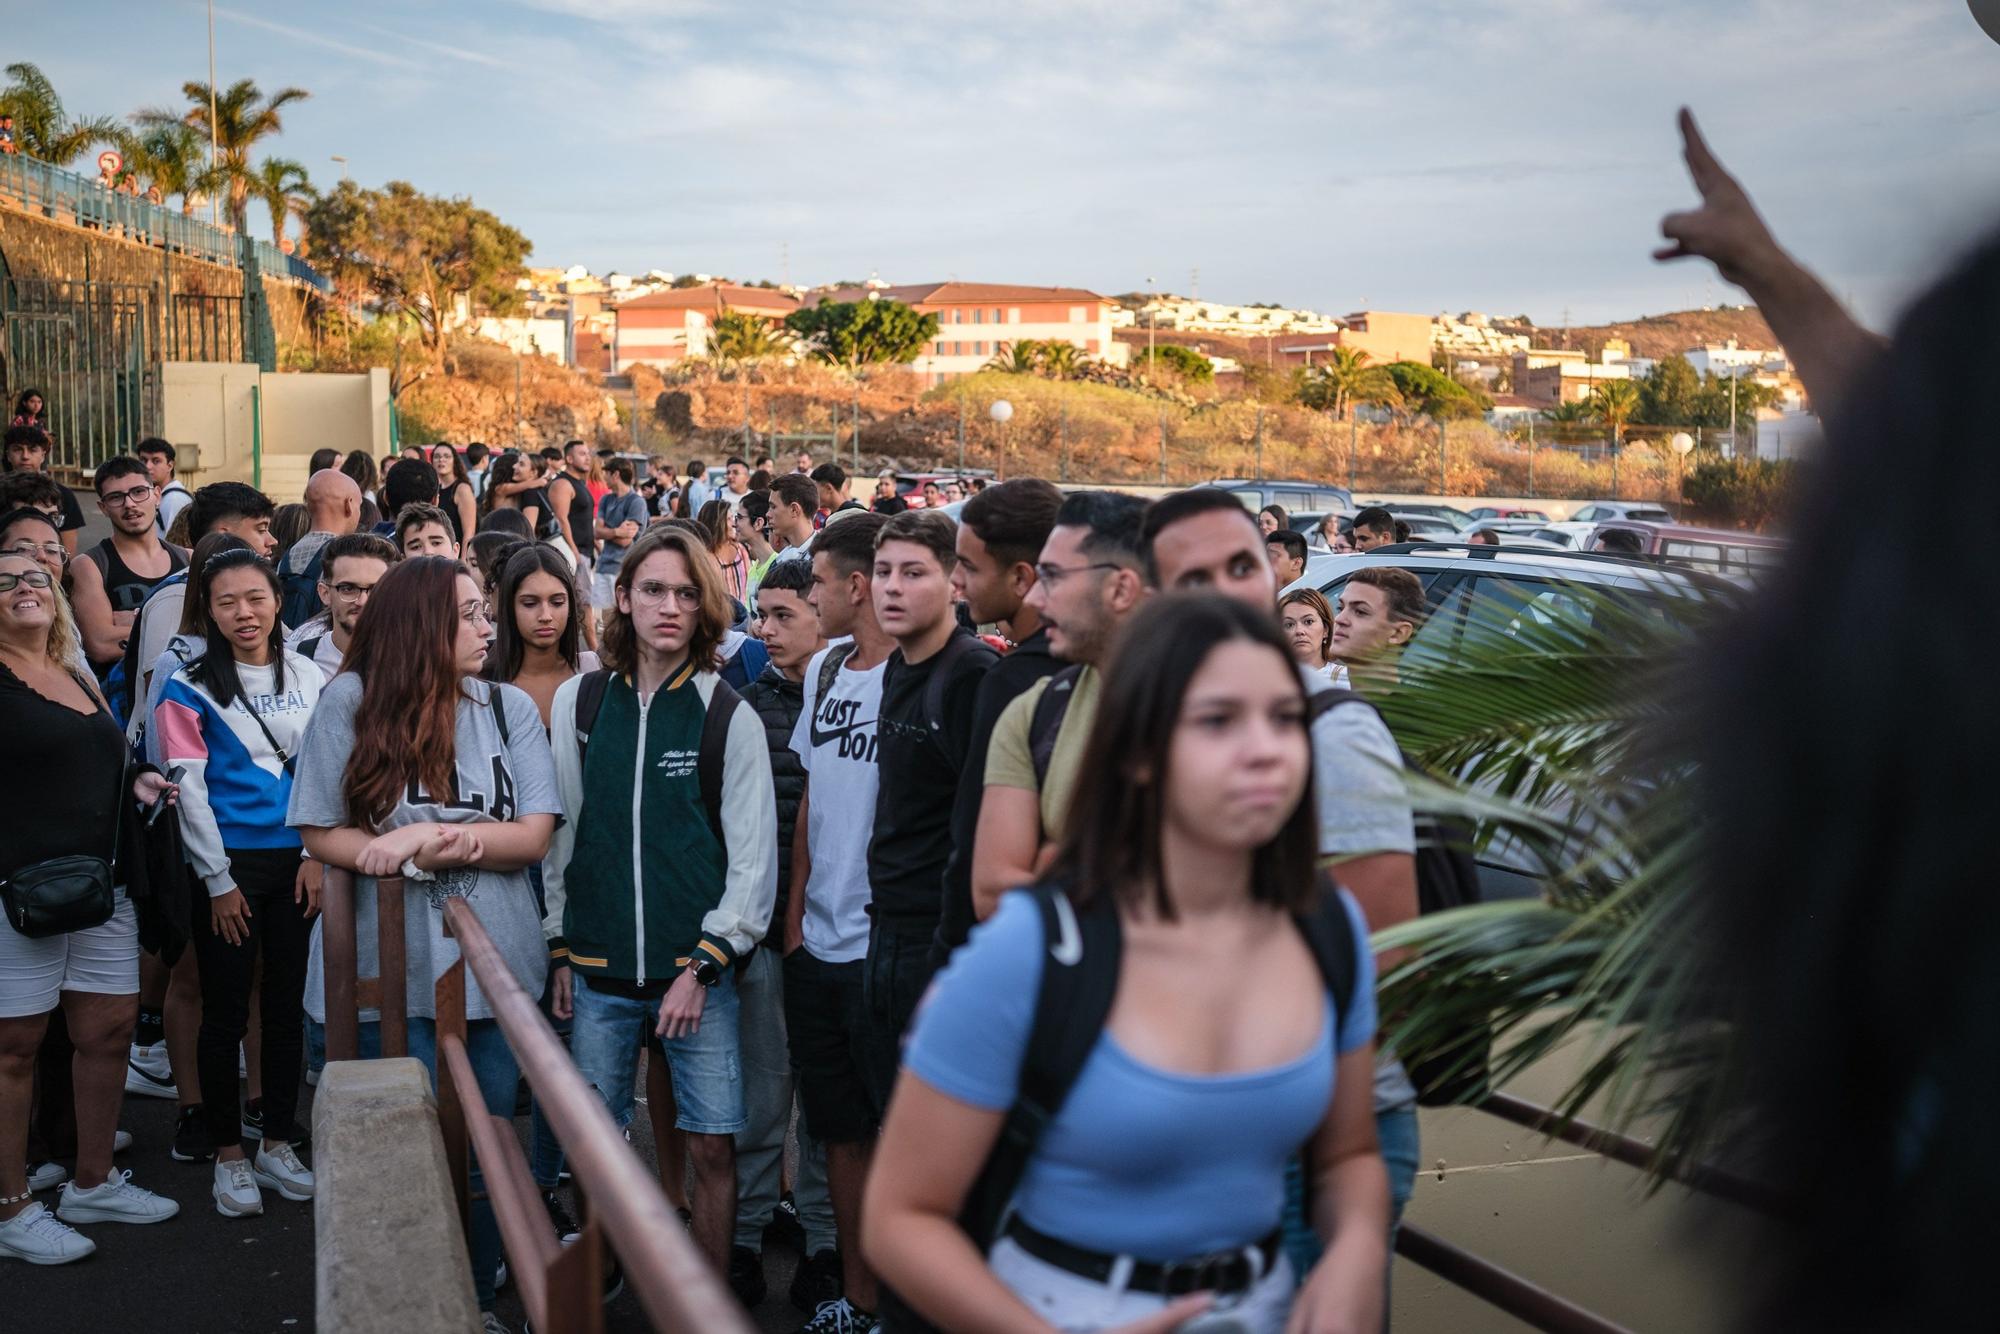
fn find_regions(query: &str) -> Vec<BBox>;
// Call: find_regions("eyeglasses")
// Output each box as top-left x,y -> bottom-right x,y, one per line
459,600 -> 493,627
0,569 -> 55,592
4,540 -> 67,564
631,581 -> 703,608
98,485 -> 154,509
327,581 -> 377,602
1033,561 -> 1123,589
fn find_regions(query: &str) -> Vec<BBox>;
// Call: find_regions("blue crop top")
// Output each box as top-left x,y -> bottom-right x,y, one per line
904,889 -> 1376,1261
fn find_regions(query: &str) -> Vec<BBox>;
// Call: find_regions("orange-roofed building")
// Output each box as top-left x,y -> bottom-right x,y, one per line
815,281 -> 1127,385
612,283 -> 801,372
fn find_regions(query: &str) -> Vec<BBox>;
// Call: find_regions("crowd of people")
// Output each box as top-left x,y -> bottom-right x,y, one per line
0,421 -> 1431,1334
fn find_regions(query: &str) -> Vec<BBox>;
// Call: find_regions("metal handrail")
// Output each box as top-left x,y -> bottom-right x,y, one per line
318,867 -> 407,1060
1396,1225 -> 1635,1334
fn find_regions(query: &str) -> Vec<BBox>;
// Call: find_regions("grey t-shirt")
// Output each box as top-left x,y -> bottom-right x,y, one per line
289,673 -> 562,1023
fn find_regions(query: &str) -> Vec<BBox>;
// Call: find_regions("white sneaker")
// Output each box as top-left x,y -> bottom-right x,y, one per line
27,1161 -> 67,1192
124,1057 -> 177,1100
0,1202 -> 96,1265
213,1158 -> 263,1217
253,1143 -> 315,1201
129,1040 -> 172,1081
55,1169 -> 179,1225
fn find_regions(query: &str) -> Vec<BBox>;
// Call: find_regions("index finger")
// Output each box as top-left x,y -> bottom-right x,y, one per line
1678,107 -> 1727,196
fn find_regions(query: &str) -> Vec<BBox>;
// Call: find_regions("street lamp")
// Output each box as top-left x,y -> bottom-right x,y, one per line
331,155 -> 349,181
990,398 -> 1014,479
1671,430 -> 1695,516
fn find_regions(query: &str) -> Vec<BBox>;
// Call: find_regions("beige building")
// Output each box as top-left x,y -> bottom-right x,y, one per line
820,282 -> 1127,386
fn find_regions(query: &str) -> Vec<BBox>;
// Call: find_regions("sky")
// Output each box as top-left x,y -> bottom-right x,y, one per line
9,1 -> 2000,328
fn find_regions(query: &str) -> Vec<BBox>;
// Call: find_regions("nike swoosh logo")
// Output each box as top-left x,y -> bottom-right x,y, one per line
1049,894 -> 1083,966
809,718 -> 874,748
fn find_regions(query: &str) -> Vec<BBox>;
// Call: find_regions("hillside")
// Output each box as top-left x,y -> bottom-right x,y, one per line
1479,307 -> 1778,361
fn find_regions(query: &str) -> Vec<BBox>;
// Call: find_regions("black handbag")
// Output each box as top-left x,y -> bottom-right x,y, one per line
0,763 -> 123,939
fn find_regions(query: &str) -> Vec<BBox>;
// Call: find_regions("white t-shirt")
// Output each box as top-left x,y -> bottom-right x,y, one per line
789,643 -> 885,963
155,483 -> 192,539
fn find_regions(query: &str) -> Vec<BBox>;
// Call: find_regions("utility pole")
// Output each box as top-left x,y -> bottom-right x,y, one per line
206,0 -> 219,227
1348,403 -> 1358,491
1254,405 -> 1264,481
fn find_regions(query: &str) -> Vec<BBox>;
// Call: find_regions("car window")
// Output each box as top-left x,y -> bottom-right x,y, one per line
1571,506 -> 1599,522
1625,507 -> 1671,522
1272,490 -> 1313,511
1319,568 -> 1460,670
1224,487 -> 1263,509
1312,491 -> 1348,510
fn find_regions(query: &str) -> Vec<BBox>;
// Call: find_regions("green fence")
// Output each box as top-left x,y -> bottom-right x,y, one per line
1,276 -> 169,475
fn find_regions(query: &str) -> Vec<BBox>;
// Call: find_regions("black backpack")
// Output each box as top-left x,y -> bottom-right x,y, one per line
279,539 -> 329,630
570,668 -> 740,854
957,879 -> 1360,1253
1308,687 -> 1489,1106
817,634 -> 991,767
1027,663 -> 1086,786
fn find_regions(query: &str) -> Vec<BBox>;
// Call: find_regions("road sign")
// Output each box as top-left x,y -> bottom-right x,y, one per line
97,149 -> 123,176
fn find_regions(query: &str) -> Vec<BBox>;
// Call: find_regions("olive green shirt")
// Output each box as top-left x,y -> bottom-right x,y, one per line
982,664 -> 1101,843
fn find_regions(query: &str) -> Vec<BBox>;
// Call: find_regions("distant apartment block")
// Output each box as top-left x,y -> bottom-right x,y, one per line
817,282 -> 1127,385
1112,297 -> 1343,337
612,282 -> 800,373
1512,340 -> 1635,407
1433,311 -> 1532,360
1256,310 -> 1436,371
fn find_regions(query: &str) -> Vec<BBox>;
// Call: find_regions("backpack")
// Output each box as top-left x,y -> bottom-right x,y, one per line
1027,664 -> 1086,787
1308,688 -> 1489,1106
570,669 -> 738,855
719,635 -> 770,693
957,879 -> 1359,1254
816,635 -> 988,767
114,572 -> 189,736
279,539 -> 329,630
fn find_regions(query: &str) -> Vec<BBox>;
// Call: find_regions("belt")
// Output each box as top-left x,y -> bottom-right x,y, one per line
1002,1217 -> 1280,1297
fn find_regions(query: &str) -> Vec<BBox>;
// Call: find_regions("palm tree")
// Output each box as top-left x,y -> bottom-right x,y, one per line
135,78 -> 309,232
0,62 -> 119,166
251,157 -> 314,246
1038,340 -> 1088,381
1588,379 -> 1642,450
986,339 -> 1044,374
708,307 -> 789,373
116,121 -> 225,216
1299,346 -> 1397,418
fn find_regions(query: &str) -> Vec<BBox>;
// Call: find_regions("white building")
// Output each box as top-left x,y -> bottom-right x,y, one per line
820,282 -> 1128,386
1111,297 -> 1343,337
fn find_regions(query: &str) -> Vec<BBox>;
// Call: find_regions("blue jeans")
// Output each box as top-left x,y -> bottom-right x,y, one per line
1280,1104 -> 1421,1288
360,1017 -> 519,1312
569,973 -> 746,1135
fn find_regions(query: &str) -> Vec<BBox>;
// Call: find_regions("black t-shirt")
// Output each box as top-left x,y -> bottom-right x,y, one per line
935,626 -> 1061,959
868,627 -> 996,928
0,661 -> 127,879
56,482 -> 86,533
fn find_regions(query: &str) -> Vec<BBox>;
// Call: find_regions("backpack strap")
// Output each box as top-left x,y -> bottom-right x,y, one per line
957,883 -> 1123,1250
572,668 -> 613,771
696,677 -> 741,854
922,633 -> 988,769
813,641 -> 857,707
489,680 -> 512,748
1028,664 -> 1085,788
296,634 -> 325,665
1293,873 -> 1359,1023
1306,684 -> 1373,726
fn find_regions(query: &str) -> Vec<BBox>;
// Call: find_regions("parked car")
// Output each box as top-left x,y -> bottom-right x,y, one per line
1390,513 -> 1462,539
1462,520 -> 1568,548
1361,501 -> 1476,531
1523,525 -> 1579,548
1542,500 -> 1673,544
1587,520 -> 1786,575
1207,478 -> 1356,517
1467,505 -> 1551,522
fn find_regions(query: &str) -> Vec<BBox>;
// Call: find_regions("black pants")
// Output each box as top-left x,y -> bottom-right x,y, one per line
859,918 -> 939,1119
193,847 -> 311,1150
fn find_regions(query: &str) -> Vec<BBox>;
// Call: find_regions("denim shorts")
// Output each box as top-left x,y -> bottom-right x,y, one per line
568,971 -> 746,1135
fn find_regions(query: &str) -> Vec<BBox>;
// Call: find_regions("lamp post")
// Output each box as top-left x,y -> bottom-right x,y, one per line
990,398 -> 1014,480
331,154 -> 349,182
1671,431 -> 1695,518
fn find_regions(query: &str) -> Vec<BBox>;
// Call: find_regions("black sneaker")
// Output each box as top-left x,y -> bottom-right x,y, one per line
240,1098 -> 312,1150
171,1105 -> 214,1163
765,1190 -> 805,1248
729,1245 -> 767,1309
542,1189 -> 581,1245
790,1248 -> 843,1315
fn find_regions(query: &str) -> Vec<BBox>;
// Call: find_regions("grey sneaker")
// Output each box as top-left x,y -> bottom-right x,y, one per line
55,1169 -> 179,1225
212,1158 -> 263,1218
253,1143 -> 314,1201
0,1202 -> 96,1265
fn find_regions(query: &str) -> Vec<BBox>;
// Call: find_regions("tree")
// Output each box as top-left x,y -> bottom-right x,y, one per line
114,120 -> 224,216
986,339 -> 1044,374
709,308 -> 790,372
1297,346 -> 1397,417
1130,343 -> 1214,383
1039,340 -> 1088,381
0,62 -> 118,166
1383,360 -> 1486,420
1636,353 -> 1701,426
304,180 -> 532,379
783,298 -> 940,368
251,157 -> 314,247
1587,379 -> 1642,448
135,78 -> 309,232
1691,371 -> 1778,430
1543,399 -> 1595,426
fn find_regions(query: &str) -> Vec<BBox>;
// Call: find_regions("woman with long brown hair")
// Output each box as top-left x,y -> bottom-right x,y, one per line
430,444 -> 478,550
288,556 -> 562,1324
695,497 -> 749,603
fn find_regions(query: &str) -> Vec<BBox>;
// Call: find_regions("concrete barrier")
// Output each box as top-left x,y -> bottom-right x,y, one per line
313,1058 -> 480,1334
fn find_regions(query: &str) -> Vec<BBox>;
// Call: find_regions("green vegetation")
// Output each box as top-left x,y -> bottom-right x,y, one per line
112,120 -> 224,215
1680,456 -> 1794,530
0,62 -> 118,166
785,297 -> 939,368
1296,346 -> 1397,417
1130,343 -> 1214,383
1383,359 -> 1488,420
134,79 -> 310,234
709,308 -> 792,372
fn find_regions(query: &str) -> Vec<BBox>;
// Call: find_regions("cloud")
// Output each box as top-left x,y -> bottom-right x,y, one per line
211,7 -> 425,72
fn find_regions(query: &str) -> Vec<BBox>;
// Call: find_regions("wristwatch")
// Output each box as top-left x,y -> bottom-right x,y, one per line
687,957 -> 722,988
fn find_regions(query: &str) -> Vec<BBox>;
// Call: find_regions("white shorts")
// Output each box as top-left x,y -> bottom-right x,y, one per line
0,890 -> 139,1018
989,1234 -> 1295,1334
592,567 -> 619,610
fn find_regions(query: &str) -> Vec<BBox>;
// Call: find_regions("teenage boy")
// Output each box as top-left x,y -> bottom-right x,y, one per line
289,533 -> 396,678
463,441 -> 491,500
2,425 -> 85,553
731,559 -> 838,1311
1266,526 -> 1310,588
970,491 -> 1147,920
1138,486 -> 1423,1248
543,525 -> 777,1276
684,458 -> 711,513
809,462 -> 863,520
547,438 -> 598,574
394,502 -> 460,558
374,458 -> 439,533
136,438 -> 193,538
593,458 -> 648,611
933,477 -> 1063,962
1350,504 -> 1399,552
720,456 -> 753,511
785,510 -> 891,1332
71,456 -> 185,672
